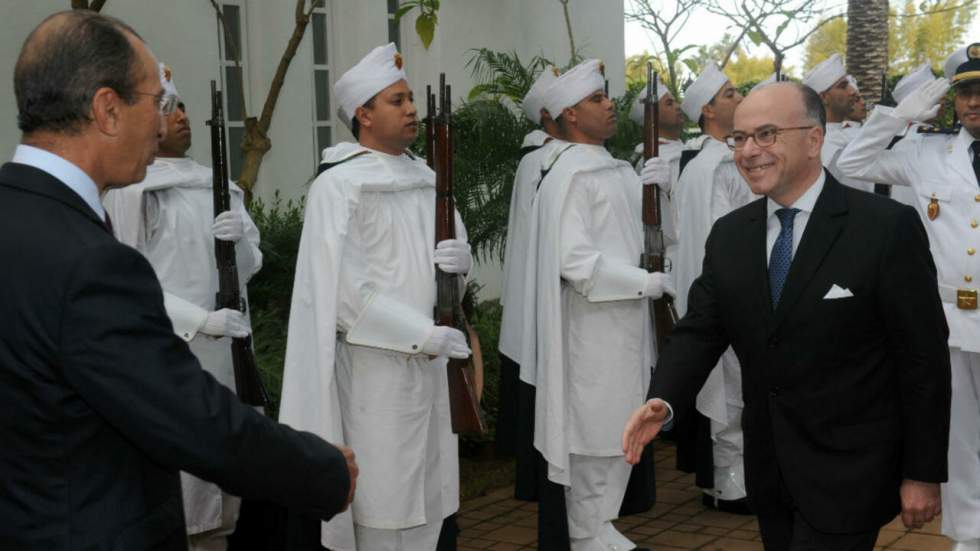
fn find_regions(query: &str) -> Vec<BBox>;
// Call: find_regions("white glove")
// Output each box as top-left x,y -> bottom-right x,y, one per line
643,272 -> 676,299
893,78 -> 950,122
421,326 -> 471,359
212,210 -> 245,242
640,156 -> 672,192
434,239 -> 472,274
200,308 -> 251,338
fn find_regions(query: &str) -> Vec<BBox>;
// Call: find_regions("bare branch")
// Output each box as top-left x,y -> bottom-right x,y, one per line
557,0 -> 577,62
258,0 -> 322,132
892,0 -> 976,17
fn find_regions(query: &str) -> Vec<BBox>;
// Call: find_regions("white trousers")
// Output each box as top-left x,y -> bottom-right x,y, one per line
943,349 -> 980,542
709,403 -> 747,501
187,492 -> 240,551
566,454 -> 634,551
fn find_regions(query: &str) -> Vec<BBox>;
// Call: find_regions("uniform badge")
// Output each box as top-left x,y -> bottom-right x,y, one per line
394,52 -> 403,70
598,62 -> 605,77
928,193 -> 940,220
552,66 -> 561,77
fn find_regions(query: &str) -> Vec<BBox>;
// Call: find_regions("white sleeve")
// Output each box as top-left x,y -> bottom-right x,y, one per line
836,107 -> 916,188
559,176 -> 648,302
162,292 -> 208,342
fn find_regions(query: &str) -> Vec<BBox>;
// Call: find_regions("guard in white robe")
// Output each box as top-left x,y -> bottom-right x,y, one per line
278,44 -> 471,551
803,54 -> 872,192
102,64 -> 262,551
837,56 -> 980,551
498,64 -> 562,462
522,59 -> 673,551
670,66 -> 755,513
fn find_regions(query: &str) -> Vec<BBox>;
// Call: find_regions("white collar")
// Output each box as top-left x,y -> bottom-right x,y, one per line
12,144 -> 105,220
767,169 -> 826,217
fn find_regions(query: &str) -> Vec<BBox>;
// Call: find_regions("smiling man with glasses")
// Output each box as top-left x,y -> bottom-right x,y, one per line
624,81 -> 950,551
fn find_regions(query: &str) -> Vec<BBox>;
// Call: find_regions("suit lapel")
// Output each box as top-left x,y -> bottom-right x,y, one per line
0,162 -> 109,232
771,176 -> 848,332
746,199 -> 773,322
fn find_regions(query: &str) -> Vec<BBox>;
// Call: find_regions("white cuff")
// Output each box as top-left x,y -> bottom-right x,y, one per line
586,259 -> 649,302
345,293 -> 435,354
163,292 -> 209,342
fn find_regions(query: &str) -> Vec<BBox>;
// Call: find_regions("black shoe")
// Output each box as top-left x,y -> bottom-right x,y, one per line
701,493 -> 753,515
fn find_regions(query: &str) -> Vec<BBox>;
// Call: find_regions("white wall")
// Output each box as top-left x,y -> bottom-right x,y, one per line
0,0 -> 624,300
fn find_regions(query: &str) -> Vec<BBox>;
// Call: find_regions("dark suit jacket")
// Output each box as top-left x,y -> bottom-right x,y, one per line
0,162 -> 349,550
651,173 -> 951,533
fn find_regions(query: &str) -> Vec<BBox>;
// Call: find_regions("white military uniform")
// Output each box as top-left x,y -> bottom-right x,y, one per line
838,107 -> 980,543
523,142 -> 652,551
673,136 -> 756,501
102,156 -> 262,541
279,143 -> 463,551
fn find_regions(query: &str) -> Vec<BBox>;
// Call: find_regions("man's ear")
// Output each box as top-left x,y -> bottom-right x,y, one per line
819,90 -> 831,108
562,106 -> 577,126
90,87 -> 121,136
701,102 -> 714,122
808,126 -> 824,158
354,105 -> 372,130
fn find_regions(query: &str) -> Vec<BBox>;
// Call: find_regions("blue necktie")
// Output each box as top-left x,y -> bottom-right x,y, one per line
769,208 -> 800,307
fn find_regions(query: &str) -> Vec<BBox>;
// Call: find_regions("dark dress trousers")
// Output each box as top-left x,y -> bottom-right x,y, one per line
651,174 -> 951,535
0,162 -> 350,550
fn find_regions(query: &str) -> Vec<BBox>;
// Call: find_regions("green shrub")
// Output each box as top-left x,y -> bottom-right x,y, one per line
248,192 -> 305,420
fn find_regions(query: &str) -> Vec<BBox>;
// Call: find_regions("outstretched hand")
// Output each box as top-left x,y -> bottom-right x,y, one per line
622,398 -> 670,464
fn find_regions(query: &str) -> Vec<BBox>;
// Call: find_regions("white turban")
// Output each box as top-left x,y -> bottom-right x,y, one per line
846,74 -> 859,94
750,72 -> 778,94
544,59 -> 605,120
159,63 -> 179,100
523,66 -> 560,125
803,54 -> 846,93
680,63 -> 727,120
629,72 -> 672,125
944,47 -> 968,80
334,43 -> 407,130
893,63 -> 934,104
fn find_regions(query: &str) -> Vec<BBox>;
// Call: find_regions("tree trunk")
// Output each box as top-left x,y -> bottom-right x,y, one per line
846,0 -> 889,105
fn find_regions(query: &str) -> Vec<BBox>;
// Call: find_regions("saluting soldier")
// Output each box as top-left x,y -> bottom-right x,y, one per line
279,43 -> 472,551
838,44 -> 980,551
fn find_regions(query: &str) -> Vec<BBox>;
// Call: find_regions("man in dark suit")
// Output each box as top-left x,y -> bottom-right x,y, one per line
0,10 -> 357,550
622,81 -> 951,550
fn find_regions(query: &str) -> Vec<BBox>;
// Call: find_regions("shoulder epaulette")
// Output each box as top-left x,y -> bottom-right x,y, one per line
316,150 -> 371,176
916,125 -> 958,135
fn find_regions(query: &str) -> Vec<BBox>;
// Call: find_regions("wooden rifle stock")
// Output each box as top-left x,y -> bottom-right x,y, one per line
206,80 -> 270,408
640,65 -> 679,353
432,75 -> 486,435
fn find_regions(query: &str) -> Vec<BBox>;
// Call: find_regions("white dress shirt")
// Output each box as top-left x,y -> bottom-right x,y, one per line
765,170 -> 825,263
11,144 -> 106,221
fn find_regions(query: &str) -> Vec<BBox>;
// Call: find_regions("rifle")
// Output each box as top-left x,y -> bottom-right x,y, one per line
432,74 -> 486,435
640,64 -> 679,353
206,80 -> 270,408
425,84 -> 435,169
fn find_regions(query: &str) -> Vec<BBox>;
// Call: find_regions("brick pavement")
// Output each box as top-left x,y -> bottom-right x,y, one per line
457,441 -> 952,550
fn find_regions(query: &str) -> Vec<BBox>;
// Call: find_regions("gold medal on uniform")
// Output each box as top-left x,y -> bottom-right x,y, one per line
927,193 -> 940,220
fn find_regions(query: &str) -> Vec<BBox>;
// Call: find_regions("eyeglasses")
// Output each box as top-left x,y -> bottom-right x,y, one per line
131,90 -> 177,116
725,125 -> 814,150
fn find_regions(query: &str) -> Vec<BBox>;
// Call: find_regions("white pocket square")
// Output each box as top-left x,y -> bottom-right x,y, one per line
823,284 -> 854,299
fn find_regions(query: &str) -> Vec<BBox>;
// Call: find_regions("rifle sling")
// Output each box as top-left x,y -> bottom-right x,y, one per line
316,150 -> 371,176
536,144 -> 577,192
